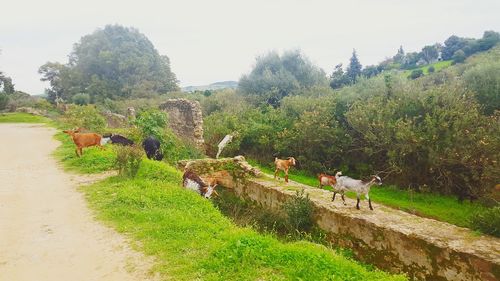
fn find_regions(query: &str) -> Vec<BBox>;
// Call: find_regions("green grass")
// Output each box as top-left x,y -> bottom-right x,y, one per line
54,134 -> 406,280
249,161 -> 486,228
0,112 -> 51,123
402,60 -> 452,76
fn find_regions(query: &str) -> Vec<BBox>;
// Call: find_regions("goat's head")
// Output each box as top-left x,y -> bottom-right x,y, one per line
63,128 -> 79,137
371,175 -> 383,185
204,184 -> 219,198
335,171 -> 342,177
288,157 -> 296,166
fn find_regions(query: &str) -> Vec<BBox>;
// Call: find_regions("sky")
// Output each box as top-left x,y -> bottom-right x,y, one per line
1,0 -> 499,95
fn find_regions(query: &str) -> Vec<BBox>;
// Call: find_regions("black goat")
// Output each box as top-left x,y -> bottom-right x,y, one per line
102,133 -> 134,146
142,136 -> 163,161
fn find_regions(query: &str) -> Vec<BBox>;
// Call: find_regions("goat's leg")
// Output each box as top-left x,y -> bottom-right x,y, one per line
79,147 -> 83,156
356,194 -> 360,210
341,192 -> 346,205
332,192 -> 336,202
75,147 -> 80,157
274,169 -> 279,180
366,194 -> 373,210
284,169 -> 289,183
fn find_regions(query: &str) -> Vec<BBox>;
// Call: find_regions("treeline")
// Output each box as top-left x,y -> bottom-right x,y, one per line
330,31 -> 500,88
197,46 -> 500,201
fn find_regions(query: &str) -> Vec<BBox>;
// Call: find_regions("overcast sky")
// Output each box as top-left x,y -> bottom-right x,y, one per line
1,0 -> 499,94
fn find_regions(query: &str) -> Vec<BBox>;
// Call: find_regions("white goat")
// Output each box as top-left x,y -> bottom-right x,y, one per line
333,172 -> 382,210
216,134 -> 234,159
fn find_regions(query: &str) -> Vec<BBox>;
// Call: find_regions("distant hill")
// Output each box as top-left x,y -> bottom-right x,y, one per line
182,81 -> 238,92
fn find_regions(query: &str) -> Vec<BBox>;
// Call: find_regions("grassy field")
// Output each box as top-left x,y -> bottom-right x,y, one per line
51,129 -> 406,280
250,161 -> 486,229
402,60 -> 453,77
0,112 -> 51,123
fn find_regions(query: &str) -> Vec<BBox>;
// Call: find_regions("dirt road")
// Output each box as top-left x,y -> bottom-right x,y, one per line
0,123 -> 158,281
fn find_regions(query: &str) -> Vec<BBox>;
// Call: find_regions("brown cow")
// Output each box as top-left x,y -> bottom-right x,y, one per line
63,128 -> 103,157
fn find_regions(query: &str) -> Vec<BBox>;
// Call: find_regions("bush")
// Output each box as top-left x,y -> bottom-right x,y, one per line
408,69 -> 424,79
470,207 -> 500,237
133,109 -> 167,141
62,105 -> 106,132
452,50 -> 466,64
464,62 -> 500,115
72,93 -> 91,105
282,189 -> 314,232
428,66 -> 435,73
115,145 -> 144,178
0,93 -> 9,110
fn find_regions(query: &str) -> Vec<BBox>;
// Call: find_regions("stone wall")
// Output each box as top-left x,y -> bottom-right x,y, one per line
159,99 -> 204,151
179,157 -> 500,281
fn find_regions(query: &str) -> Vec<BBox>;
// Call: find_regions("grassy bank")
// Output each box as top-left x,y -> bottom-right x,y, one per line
0,112 -> 51,123
250,161 -> 486,229
51,128 -> 406,280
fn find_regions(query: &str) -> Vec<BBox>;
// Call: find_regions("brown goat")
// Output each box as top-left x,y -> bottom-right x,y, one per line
274,157 -> 296,183
63,128 -> 103,157
318,173 -> 337,189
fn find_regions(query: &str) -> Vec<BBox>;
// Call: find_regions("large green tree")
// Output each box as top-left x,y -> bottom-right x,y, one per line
40,25 -> 179,103
238,50 -> 327,107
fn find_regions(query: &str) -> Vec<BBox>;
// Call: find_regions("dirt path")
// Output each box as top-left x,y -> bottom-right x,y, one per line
0,123 -> 159,281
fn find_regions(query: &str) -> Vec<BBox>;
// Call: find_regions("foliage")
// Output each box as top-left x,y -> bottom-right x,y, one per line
408,69 -> 424,79
133,109 -> 204,163
0,71 -> 15,94
238,50 -> 327,107
421,45 -> 439,64
61,105 -> 106,132
452,50 -> 466,64
72,93 -> 90,105
463,62 -> 500,115
133,109 -> 167,141
346,49 -> 363,83
0,93 -> 8,110
39,25 -> 178,103
470,207 -> 500,237
115,145 -> 144,178
282,189 -> 315,232
427,66 -> 435,73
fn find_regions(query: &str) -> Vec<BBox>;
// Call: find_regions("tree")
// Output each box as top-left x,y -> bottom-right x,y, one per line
409,69 -> 424,80
238,50 -> 326,107
346,49 -> 362,83
477,30 -> 500,51
39,25 -> 179,103
452,50 -> 466,64
442,35 -> 467,60
421,45 -> 439,64
362,65 -> 380,78
0,71 -> 15,94
393,45 -> 405,64
329,63 -> 350,89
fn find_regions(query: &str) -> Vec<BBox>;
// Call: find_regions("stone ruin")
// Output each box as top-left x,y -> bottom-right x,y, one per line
102,111 -> 127,128
159,98 -> 204,151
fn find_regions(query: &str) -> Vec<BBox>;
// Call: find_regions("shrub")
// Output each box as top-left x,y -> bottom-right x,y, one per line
282,189 -> 314,232
428,66 -> 435,73
61,105 -> 106,132
470,207 -> 500,237
408,69 -> 424,79
133,109 -> 167,141
72,93 -> 91,105
452,50 -> 466,64
115,145 -> 144,178
463,62 -> 500,115
0,93 -> 9,110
